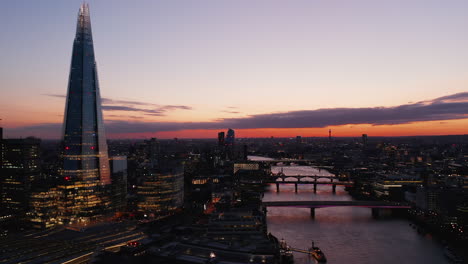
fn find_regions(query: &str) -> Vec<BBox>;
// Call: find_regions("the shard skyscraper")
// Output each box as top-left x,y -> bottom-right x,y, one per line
59,3 -> 111,224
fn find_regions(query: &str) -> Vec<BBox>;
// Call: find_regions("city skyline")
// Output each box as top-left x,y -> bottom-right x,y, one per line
2,0 -> 468,139
1,3 -> 466,263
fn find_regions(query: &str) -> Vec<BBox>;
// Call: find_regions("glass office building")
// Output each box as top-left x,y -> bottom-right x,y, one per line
59,4 -> 111,224
137,160 -> 184,218
225,129 -> 235,146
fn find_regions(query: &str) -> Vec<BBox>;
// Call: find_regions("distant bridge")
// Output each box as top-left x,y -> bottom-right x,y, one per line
253,159 -> 318,163
262,200 -> 410,208
262,200 -> 411,218
271,175 -> 337,181
266,174 -> 353,193
252,159 -> 330,166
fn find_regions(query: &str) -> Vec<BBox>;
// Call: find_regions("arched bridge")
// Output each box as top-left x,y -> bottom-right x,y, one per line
272,174 -> 337,182
266,174 -> 353,193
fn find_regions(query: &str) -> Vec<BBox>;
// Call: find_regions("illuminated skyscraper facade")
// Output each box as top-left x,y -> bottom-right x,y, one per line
135,139 -> 184,218
137,161 -> 184,218
59,4 -> 111,224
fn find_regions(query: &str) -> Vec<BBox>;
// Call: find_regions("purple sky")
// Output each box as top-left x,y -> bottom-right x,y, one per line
2,0 -> 468,138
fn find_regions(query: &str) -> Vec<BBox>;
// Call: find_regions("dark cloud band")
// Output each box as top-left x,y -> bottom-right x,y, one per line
10,92 -> 468,138
43,94 -> 192,116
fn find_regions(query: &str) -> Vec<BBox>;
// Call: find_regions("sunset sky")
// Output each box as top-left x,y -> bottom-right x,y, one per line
1,0 -> 468,139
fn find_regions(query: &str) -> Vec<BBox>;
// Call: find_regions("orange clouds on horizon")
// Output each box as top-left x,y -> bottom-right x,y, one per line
108,119 -> 468,139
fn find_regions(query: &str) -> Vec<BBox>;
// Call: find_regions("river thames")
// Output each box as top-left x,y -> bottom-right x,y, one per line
258,162 -> 450,264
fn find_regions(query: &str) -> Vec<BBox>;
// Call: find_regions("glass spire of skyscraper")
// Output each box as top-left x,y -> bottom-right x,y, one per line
60,3 -> 111,223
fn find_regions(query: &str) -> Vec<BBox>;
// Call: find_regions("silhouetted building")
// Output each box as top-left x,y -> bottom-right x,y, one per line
362,134 -> 368,145
0,126 -> 3,169
0,126 -> 3,212
218,132 -> 225,146
243,144 -> 248,160
110,156 -> 128,211
59,4 -> 111,224
225,129 -> 235,160
225,129 -> 235,146
146,138 -> 160,168
1,137 -> 41,215
296,136 -> 302,144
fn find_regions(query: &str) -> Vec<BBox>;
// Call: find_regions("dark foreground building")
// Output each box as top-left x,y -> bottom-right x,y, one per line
1,137 -> 41,216
59,3 -> 111,224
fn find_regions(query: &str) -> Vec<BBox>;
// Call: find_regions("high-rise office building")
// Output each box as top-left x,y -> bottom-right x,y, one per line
1,137 -> 41,215
296,136 -> 302,144
225,129 -> 235,146
218,132 -> 225,146
59,4 -> 111,224
224,129 -> 236,160
137,160 -> 184,218
110,156 -> 128,211
362,134 -> 368,145
29,186 -> 61,229
147,138 -> 160,168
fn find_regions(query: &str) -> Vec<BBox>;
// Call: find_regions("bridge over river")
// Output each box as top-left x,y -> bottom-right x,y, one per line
262,200 -> 411,218
255,157 -> 450,264
265,179 -> 354,193
266,174 -> 353,193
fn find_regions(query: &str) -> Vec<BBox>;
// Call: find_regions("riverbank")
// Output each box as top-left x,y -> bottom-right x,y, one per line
264,165 -> 451,264
346,186 -> 466,263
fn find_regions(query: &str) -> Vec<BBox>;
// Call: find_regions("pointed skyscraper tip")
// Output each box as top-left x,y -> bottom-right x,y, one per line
79,2 -> 88,16
76,2 -> 92,39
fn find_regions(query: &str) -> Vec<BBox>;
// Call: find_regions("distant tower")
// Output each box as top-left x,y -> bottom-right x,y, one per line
225,129 -> 235,146
362,134 -> 368,145
243,144 -> 248,160
225,129 -> 235,160
110,156 -> 128,211
218,132 -> 225,146
148,138 -> 160,168
59,4 -> 111,223
328,129 -> 332,141
296,136 -> 302,144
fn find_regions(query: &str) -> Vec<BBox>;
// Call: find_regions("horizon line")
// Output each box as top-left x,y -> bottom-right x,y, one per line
5,133 -> 468,141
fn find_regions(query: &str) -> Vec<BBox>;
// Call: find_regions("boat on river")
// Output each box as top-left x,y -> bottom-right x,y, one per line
309,241 -> 327,262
